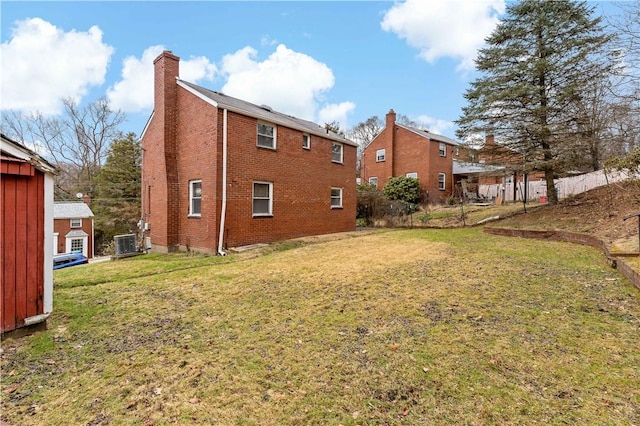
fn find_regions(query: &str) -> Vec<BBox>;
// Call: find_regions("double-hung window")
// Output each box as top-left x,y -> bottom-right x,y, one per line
439,142 -> 446,157
70,218 -> 82,228
438,173 -> 446,190
302,134 -> 310,149
189,180 -> 202,216
332,142 -> 343,163
257,122 -> 276,149
376,149 -> 386,162
331,187 -> 343,208
253,182 -> 273,216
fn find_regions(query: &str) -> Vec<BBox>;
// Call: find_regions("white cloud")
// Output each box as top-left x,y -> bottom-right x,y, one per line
415,114 -> 455,137
318,102 -> 356,130
220,44 -> 343,123
107,45 -> 217,112
0,18 -> 114,115
381,0 -> 505,71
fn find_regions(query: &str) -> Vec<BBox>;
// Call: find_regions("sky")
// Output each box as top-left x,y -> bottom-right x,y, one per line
0,1 -> 618,141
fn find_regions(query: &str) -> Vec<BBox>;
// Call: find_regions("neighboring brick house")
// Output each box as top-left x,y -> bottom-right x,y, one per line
141,51 -> 357,254
1,134 -> 56,334
53,201 -> 94,259
360,109 -> 460,204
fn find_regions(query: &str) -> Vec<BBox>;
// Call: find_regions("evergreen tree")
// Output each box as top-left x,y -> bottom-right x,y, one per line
456,0 -> 613,204
93,132 -> 141,253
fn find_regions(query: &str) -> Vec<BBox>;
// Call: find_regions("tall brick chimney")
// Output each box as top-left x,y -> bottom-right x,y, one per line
153,50 -> 180,251
386,109 -> 397,177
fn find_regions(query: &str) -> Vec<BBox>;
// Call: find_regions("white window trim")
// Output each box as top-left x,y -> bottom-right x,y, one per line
302,133 -> 310,150
438,173 -> 446,190
332,142 -> 343,164
257,121 -> 277,150
376,149 -> 386,162
439,142 -> 446,157
253,181 -> 273,217
369,177 -> 378,188
189,180 -> 202,217
331,187 -> 343,209
406,172 -> 418,179
70,218 -> 82,228
65,235 -> 88,257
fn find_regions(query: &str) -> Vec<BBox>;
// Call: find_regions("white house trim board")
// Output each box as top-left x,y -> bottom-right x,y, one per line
43,174 -> 54,314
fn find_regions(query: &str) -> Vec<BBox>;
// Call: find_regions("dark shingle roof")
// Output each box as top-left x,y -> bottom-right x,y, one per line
396,123 -> 460,146
177,79 -> 357,146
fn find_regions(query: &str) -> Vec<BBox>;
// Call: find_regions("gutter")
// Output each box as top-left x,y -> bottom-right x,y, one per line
217,108 -> 228,256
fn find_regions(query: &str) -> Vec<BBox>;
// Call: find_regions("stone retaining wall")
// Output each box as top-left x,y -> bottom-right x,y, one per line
483,227 -> 640,291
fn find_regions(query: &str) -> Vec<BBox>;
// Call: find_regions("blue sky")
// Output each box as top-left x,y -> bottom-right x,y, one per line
1,1 -> 617,141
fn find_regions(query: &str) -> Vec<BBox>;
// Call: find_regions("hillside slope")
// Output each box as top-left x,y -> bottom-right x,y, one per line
491,180 -> 640,252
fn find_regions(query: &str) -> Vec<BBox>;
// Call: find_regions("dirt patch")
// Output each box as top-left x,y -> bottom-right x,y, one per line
485,180 -> 640,252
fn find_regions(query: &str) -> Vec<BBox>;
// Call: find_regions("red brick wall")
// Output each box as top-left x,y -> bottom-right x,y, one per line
53,218 -> 93,258
174,86 -> 219,252
219,111 -> 356,248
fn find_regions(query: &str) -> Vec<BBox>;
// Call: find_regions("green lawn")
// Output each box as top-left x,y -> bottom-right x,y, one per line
2,228 -> 639,425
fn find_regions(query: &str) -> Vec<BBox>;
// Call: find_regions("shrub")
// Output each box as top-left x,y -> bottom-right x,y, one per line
383,176 -> 421,204
357,183 -> 391,226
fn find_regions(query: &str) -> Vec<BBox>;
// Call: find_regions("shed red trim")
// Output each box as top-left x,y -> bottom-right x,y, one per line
1,156 -> 35,176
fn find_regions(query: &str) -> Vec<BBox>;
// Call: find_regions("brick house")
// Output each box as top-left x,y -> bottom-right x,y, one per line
1,134 -> 56,334
53,200 -> 95,259
141,51 -> 357,254
360,109 -> 460,204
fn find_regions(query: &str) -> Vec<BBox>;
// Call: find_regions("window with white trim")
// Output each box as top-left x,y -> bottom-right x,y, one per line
406,172 -> 418,179
369,177 -> 378,188
70,218 -> 82,228
438,173 -> 446,190
189,180 -> 202,216
302,133 -> 310,149
332,142 -> 343,163
376,149 -> 386,162
331,187 -> 343,208
71,238 -> 83,253
253,182 -> 273,216
257,122 -> 276,149
439,142 -> 446,157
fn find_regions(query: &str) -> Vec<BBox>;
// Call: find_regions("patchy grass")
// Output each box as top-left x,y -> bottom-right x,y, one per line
2,228 -> 639,425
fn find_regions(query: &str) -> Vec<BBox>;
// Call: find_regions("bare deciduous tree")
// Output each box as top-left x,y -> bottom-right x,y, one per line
1,97 -> 125,199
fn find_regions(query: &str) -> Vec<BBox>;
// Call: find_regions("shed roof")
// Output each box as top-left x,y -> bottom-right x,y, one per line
177,79 -> 358,147
453,160 -> 506,177
1,133 -> 57,174
54,202 -> 94,219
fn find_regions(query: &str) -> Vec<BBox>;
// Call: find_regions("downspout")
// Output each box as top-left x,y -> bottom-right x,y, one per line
217,108 -> 228,256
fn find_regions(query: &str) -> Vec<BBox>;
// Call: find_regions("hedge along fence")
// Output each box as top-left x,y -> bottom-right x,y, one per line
483,227 -> 640,292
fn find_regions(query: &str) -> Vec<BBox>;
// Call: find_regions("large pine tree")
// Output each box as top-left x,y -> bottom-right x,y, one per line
456,0 -> 613,204
93,132 -> 141,253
